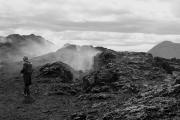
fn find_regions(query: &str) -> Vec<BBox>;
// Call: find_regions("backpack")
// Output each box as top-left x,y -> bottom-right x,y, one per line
27,62 -> 33,74
22,62 -> 33,74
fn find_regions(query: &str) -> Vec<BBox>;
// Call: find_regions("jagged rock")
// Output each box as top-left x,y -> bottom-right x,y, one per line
69,51 -> 180,120
153,57 -> 175,74
48,83 -> 80,96
175,76 -> 180,84
78,93 -> 115,101
70,110 -> 99,120
70,112 -> 86,120
90,85 -> 111,93
103,97 -> 178,120
93,50 -> 118,69
38,61 -> 73,83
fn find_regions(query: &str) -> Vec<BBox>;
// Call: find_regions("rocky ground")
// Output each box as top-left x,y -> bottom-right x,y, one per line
1,48 -> 180,120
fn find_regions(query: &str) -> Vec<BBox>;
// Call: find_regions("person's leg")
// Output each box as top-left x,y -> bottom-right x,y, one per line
24,86 -> 26,95
26,85 -> 30,96
24,85 -> 28,96
23,75 -> 26,95
27,74 -> 31,96
24,74 -> 31,96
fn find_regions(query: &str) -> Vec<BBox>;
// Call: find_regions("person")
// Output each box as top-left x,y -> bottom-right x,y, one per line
20,56 -> 33,96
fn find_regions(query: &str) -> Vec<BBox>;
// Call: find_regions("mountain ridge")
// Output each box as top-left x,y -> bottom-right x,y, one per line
148,40 -> 180,59
0,34 -> 56,62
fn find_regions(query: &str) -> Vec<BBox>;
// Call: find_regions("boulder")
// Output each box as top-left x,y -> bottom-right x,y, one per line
38,61 -> 74,83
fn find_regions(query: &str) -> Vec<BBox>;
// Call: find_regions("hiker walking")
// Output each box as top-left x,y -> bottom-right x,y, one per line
20,56 -> 33,96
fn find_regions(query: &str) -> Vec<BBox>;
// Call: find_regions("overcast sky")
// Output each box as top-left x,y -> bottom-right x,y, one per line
0,0 -> 180,51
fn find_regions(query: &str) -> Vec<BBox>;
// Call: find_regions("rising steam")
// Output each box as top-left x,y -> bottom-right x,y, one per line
32,44 -> 101,72
54,44 -> 101,71
0,34 -> 101,72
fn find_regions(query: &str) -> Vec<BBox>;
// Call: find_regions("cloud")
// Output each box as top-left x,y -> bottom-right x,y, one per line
0,0 -> 180,51
0,0 -> 179,34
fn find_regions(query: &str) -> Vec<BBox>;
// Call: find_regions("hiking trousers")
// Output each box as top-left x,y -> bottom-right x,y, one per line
24,84 -> 30,96
23,74 -> 32,96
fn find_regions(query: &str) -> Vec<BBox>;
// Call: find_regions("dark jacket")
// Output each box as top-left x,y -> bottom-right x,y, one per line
21,61 -> 33,86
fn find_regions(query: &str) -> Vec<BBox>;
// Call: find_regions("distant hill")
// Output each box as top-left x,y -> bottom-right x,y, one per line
148,41 -> 180,59
0,34 -> 55,62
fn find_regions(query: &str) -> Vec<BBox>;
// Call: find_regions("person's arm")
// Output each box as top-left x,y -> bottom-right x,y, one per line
20,64 -> 24,77
20,64 -> 24,74
20,63 -> 27,74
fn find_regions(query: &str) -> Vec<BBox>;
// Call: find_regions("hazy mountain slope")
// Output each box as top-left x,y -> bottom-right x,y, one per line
32,44 -> 101,71
0,34 -> 55,62
148,41 -> 180,59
